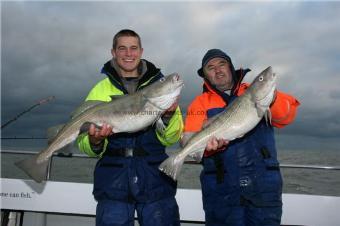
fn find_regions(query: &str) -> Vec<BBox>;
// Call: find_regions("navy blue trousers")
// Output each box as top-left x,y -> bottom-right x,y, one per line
96,197 -> 180,226
204,204 -> 282,226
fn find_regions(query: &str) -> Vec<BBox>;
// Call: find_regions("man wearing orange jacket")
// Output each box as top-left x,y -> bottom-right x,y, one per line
183,49 -> 300,226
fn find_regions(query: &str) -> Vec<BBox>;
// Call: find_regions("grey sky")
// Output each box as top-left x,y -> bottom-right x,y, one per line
1,1 -> 340,151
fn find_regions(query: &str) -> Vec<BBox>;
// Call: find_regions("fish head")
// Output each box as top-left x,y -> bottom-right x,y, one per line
143,73 -> 184,110
249,66 -> 277,108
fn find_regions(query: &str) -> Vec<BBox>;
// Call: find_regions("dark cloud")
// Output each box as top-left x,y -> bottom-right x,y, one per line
1,1 -> 340,151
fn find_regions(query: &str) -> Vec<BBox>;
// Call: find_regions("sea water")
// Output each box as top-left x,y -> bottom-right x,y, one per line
1,143 -> 340,196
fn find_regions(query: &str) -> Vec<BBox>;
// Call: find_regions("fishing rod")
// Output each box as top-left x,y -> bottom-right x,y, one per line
1,96 -> 55,129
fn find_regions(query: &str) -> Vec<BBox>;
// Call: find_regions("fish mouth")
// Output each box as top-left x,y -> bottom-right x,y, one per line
173,74 -> 185,88
174,73 -> 180,81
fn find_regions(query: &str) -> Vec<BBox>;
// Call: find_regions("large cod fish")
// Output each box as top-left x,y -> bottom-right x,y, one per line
16,73 -> 184,183
159,66 -> 277,181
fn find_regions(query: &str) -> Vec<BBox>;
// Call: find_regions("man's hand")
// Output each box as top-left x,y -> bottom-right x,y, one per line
88,123 -> 113,145
204,136 -> 229,157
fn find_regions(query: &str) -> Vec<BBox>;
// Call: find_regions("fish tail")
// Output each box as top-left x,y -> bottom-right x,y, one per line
15,154 -> 50,183
159,153 -> 185,181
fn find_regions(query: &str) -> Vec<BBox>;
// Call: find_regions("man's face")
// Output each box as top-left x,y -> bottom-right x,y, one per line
111,36 -> 143,77
204,57 -> 233,91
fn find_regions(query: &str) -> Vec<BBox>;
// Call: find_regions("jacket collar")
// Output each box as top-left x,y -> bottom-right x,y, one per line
101,59 -> 161,93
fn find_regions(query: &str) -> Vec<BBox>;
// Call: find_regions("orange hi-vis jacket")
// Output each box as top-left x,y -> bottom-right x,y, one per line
184,81 -> 300,133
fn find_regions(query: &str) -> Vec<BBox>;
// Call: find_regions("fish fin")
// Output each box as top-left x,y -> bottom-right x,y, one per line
252,95 -> 263,117
70,100 -> 106,119
47,124 -> 81,154
159,152 -> 185,181
188,146 -> 205,163
15,154 -> 50,183
155,118 -> 166,135
264,108 -> 272,125
255,102 -> 265,117
180,132 -> 195,147
46,124 -> 65,144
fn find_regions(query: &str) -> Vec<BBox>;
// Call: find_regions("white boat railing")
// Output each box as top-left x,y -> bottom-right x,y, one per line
2,149 -> 340,170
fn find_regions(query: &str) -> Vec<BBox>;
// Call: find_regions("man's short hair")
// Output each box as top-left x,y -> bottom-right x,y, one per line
112,29 -> 142,49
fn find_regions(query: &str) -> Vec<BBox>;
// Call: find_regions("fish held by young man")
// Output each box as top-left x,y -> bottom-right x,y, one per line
15,73 -> 184,183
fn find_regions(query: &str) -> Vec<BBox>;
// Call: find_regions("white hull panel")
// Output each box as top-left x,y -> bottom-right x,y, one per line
1,178 -> 340,226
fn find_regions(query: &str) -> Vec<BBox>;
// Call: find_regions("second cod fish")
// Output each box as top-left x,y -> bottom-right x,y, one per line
16,73 -> 184,183
159,66 -> 277,181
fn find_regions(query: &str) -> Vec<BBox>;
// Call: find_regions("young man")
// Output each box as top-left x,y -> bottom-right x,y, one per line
77,29 -> 183,226
183,49 -> 300,226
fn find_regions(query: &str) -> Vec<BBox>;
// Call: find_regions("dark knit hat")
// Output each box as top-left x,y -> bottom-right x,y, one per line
197,49 -> 233,77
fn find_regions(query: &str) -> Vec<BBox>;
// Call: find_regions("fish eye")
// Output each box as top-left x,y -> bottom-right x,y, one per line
160,77 -> 166,82
259,76 -> 264,82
